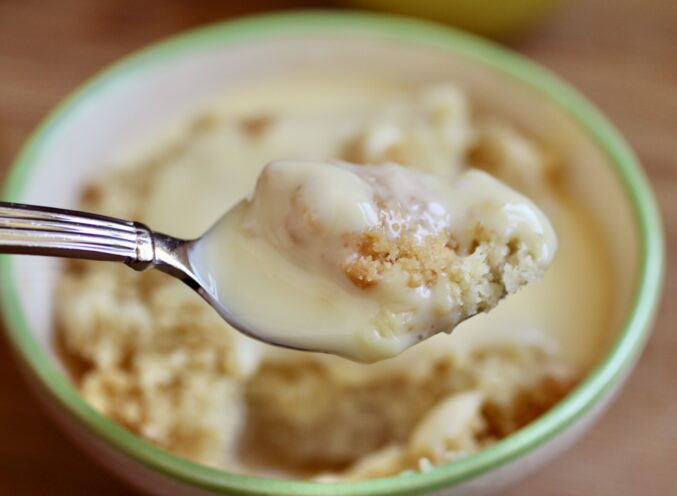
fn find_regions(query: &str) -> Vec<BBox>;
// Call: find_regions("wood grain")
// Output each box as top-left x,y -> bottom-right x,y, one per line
0,0 -> 675,494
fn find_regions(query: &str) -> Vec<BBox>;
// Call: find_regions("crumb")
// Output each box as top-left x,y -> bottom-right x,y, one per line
239,115 -> 273,139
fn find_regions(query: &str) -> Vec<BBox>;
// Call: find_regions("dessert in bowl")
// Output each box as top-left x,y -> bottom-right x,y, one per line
1,12 -> 663,496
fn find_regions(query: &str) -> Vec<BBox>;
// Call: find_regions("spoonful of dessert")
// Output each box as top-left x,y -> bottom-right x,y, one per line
0,159 -> 556,362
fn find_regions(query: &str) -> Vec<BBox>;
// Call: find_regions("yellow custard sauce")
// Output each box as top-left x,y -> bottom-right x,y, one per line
192,160 -> 557,362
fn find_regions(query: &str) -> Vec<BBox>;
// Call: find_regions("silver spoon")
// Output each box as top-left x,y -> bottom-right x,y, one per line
0,201 -> 301,351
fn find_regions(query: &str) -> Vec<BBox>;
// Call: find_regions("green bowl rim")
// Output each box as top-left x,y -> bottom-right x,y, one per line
0,11 -> 664,496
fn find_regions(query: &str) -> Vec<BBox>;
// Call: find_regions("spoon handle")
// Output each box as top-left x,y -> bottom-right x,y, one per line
0,202 -> 155,270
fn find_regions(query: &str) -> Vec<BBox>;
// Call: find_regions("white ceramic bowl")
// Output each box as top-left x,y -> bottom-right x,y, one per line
0,12 -> 664,496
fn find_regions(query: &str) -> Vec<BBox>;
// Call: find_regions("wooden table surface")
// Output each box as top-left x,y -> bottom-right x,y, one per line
1,0 -> 675,494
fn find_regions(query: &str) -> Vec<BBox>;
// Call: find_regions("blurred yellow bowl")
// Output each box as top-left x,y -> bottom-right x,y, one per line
347,0 -> 567,37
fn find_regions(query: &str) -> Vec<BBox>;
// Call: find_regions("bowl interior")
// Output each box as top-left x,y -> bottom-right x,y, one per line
2,15 -> 653,496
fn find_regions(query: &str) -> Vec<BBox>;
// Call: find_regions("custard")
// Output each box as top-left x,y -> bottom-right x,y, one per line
193,160 -> 556,361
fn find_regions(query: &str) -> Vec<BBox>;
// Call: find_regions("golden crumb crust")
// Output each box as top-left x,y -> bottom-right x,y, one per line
343,230 -> 458,289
